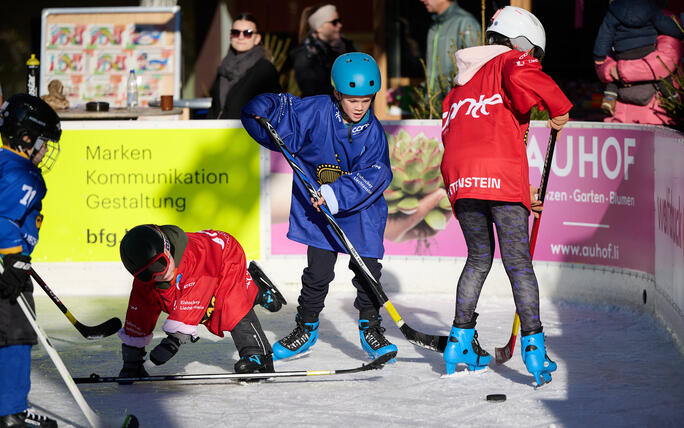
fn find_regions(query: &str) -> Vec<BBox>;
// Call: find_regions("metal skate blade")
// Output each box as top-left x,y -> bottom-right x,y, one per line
273,349 -> 312,363
440,367 -> 489,378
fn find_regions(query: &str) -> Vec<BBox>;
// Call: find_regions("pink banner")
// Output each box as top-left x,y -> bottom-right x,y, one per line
269,123 -> 656,274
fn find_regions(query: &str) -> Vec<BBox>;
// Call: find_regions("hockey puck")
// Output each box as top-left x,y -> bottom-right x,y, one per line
486,394 -> 507,402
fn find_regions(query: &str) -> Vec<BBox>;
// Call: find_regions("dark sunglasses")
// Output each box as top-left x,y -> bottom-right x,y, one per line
328,18 -> 342,26
230,29 -> 255,38
133,226 -> 172,282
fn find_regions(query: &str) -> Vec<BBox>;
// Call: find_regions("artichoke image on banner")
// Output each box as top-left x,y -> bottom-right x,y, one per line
384,129 -> 452,236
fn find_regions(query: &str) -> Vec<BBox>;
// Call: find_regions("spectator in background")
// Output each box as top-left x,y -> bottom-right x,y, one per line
594,25 -> 683,125
291,4 -> 354,97
420,0 -> 481,91
208,13 -> 281,119
593,0 -> 683,117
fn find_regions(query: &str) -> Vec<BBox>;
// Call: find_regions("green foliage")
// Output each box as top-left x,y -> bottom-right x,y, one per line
657,65 -> 683,131
407,42 -> 459,119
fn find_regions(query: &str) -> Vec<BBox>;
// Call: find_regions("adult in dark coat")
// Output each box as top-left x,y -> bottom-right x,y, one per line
209,13 -> 281,119
291,4 -> 355,97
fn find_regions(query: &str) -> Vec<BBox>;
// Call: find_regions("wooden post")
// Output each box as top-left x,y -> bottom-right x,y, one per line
372,0 -> 399,120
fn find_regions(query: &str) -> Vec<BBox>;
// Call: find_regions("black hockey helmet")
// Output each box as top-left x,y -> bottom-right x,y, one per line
120,224 -> 173,282
0,93 -> 62,171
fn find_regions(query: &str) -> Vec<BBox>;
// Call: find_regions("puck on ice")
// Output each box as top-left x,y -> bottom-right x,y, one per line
486,394 -> 506,402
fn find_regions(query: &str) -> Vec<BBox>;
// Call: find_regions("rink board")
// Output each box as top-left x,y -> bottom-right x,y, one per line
30,119 -> 684,353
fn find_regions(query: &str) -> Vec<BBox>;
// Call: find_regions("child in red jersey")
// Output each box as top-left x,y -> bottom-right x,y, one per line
440,6 -> 572,386
117,224 -> 284,380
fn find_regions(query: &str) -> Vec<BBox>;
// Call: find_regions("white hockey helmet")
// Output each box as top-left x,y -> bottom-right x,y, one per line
486,6 -> 546,58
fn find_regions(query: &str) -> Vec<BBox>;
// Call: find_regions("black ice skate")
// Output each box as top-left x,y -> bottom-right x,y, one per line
248,261 -> 287,312
234,353 -> 274,382
0,409 -> 58,428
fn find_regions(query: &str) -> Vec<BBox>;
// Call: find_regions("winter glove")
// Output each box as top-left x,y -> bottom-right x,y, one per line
0,254 -> 32,300
118,344 -> 149,385
149,332 -> 195,365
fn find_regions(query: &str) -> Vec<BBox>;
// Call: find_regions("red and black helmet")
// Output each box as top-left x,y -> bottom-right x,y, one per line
119,224 -> 173,282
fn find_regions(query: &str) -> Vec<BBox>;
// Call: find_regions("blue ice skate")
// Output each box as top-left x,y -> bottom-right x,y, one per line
521,331 -> 557,387
358,310 -> 397,363
272,312 -> 319,361
443,325 -> 491,374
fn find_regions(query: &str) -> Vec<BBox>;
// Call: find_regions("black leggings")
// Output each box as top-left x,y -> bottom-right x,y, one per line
454,199 -> 542,333
298,246 -> 383,315
231,309 -> 272,357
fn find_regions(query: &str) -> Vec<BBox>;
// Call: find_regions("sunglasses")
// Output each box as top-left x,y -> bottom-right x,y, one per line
230,29 -> 255,38
133,226 -> 172,282
327,18 -> 342,26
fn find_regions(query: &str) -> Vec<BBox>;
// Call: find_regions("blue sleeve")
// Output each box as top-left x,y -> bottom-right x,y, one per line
324,123 -> 392,215
652,10 -> 684,39
0,164 -> 46,255
240,93 -> 305,155
593,12 -> 619,60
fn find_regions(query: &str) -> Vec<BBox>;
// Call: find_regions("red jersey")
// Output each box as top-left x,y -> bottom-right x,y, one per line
119,230 -> 258,347
441,47 -> 572,212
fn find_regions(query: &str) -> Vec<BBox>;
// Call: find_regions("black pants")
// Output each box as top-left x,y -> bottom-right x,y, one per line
453,199 -> 542,333
230,309 -> 272,357
298,246 -> 383,316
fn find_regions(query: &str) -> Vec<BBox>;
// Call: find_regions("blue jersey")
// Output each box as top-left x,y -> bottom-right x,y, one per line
242,94 -> 392,258
0,148 -> 46,255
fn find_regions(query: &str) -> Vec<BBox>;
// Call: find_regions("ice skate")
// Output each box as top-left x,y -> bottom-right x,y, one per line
248,261 -> 287,312
234,353 -> 274,382
0,409 -> 58,428
443,319 -> 491,374
358,309 -> 397,363
272,309 -> 319,361
521,331 -> 557,387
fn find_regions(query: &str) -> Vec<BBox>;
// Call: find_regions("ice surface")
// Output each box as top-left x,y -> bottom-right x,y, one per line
27,293 -> 684,427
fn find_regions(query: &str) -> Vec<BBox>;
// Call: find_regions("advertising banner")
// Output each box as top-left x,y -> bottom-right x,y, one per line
34,125 -> 261,262
654,130 -> 684,309
269,122 -> 655,273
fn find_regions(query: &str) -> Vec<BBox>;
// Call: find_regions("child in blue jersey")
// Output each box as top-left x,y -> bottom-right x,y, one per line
0,94 -> 62,428
241,52 -> 398,362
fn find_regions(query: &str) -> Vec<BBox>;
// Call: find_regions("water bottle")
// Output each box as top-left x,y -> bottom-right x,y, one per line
26,54 -> 40,96
126,70 -> 138,109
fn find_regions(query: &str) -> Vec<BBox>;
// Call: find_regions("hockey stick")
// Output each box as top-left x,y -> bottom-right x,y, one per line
30,268 -> 122,340
1,262 -> 137,427
15,293 -> 103,427
494,128 -> 559,365
74,351 -> 395,384
255,117 -> 448,352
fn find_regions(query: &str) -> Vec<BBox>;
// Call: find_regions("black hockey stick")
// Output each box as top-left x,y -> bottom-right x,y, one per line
255,117 -> 448,352
74,351 -> 395,384
495,128 -> 559,365
29,268 -> 122,340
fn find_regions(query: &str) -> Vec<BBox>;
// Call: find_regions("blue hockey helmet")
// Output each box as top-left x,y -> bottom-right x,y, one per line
331,52 -> 381,96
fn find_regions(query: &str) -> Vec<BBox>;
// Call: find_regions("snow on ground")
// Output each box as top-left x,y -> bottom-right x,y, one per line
27,292 -> 684,428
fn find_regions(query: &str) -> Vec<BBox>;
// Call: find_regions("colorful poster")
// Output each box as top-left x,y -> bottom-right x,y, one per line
34,126 -> 261,262
90,51 -> 129,75
46,24 -> 86,49
126,24 -> 168,48
47,51 -> 86,74
86,24 -> 126,49
269,122 -> 657,273
135,49 -> 173,73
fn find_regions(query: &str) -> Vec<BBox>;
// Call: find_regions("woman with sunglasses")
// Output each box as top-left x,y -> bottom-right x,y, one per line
117,224 -> 286,380
291,4 -> 355,97
208,13 -> 280,119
